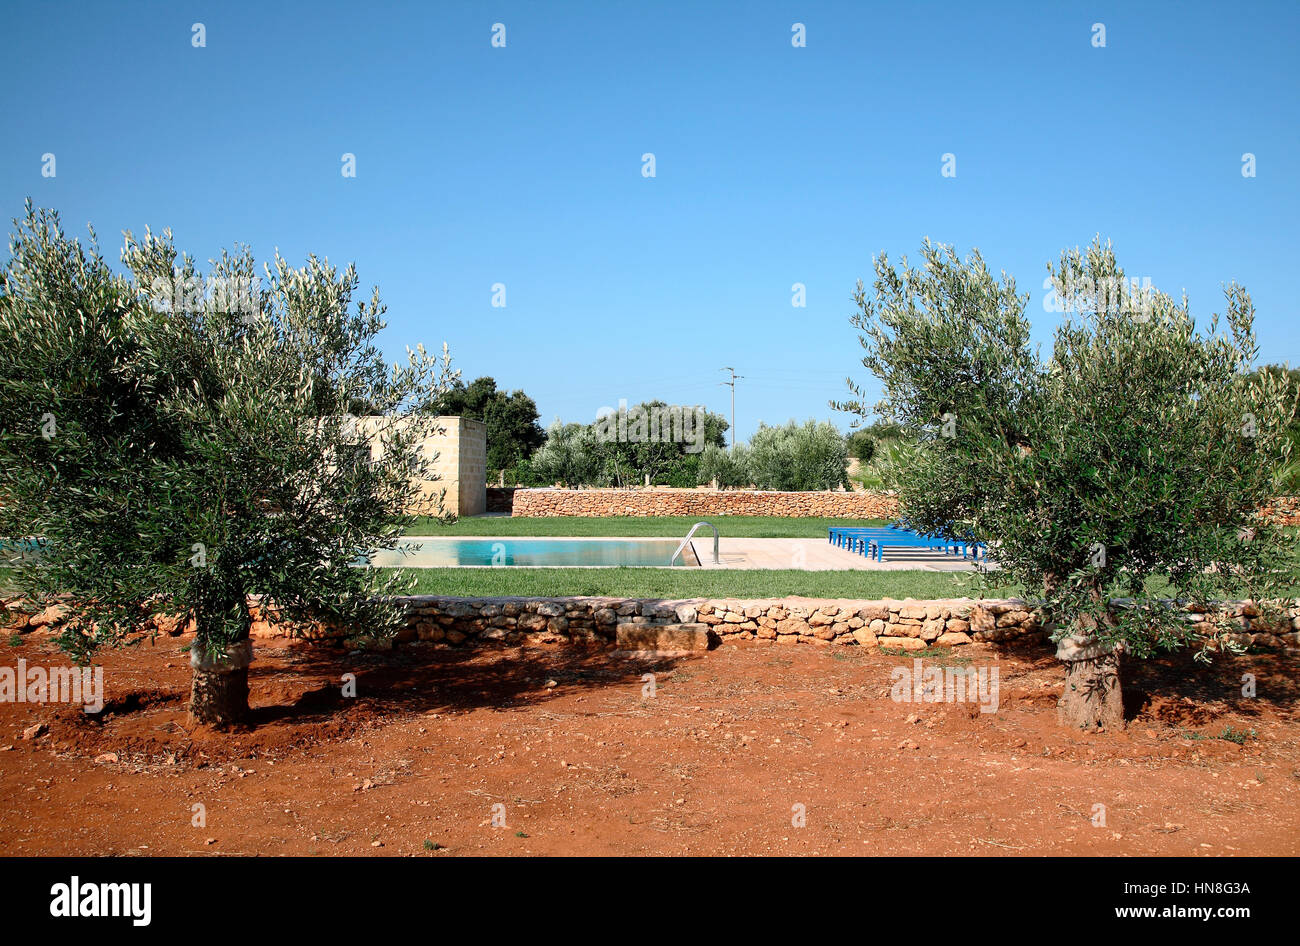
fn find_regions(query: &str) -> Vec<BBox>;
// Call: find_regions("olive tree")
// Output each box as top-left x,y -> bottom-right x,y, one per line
528,420 -> 604,486
0,203 -> 457,725
746,419 -> 850,491
696,442 -> 751,488
837,238 -> 1295,729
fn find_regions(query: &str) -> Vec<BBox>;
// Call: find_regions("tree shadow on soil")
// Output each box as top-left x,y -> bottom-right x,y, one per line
985,638 -> 1298,725
1121,648 -> 1299,725
246,641 -> 690,728
987,639 -> 1294,727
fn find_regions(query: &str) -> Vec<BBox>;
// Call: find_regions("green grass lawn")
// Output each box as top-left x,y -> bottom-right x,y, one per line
384,566 -> 1017,600
385,566 -> 1300,601
405,514 -> 889,538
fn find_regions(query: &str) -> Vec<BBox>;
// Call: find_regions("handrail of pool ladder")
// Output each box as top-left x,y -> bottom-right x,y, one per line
671,521 -> 720,566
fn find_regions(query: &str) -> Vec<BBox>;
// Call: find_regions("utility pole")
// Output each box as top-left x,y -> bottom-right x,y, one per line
719,366 -> 743,453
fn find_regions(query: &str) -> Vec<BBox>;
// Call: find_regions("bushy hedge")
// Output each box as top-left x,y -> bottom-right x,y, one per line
744,420 -> 850,490
697,420 -> 850,490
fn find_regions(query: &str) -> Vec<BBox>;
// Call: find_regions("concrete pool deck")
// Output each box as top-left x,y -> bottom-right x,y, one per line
689,536 -> 982,571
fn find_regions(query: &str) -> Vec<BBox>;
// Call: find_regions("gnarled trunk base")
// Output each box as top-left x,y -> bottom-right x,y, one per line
189,640 -> 252,726
1056,635 -> 1124,731
190,666 -> 249,725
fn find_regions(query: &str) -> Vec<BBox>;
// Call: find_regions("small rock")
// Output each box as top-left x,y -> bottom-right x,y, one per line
27,605 -> 67,629
93,752 -> 118,764
21,723 -> 46,740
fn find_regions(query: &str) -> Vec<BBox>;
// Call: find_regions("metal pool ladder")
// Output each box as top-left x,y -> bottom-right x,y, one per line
671,521 -> 719,565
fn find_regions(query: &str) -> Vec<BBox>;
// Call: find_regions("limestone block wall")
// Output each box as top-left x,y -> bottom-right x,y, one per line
441,417 -> 486,517
358,415 -> 486,517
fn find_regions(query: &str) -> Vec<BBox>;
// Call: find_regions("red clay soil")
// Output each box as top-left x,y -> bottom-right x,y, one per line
0,631 -> 1297,856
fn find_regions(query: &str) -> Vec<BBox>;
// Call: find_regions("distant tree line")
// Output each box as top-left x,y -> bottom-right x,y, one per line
439,381 -> 869,491
520,400 -> 730,488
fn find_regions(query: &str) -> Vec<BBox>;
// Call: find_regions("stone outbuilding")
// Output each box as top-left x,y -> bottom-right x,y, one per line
356,415 -> 486,517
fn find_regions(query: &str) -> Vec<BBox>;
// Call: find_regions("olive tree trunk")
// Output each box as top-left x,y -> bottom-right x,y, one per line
189,639 -> 252,726
1056,631 -> 1124,730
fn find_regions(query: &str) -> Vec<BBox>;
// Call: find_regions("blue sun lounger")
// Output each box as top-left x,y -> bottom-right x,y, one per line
828,525 -> 984,562
828,524 -> 907,549
864,533 -> 969,562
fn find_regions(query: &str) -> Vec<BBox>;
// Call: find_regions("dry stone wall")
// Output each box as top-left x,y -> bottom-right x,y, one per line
278,596 -> 1300,652
12,595 -> 1297,653
506,488 -> 1300,523
509,488 -> 901,519
1260,496 -> 1300,526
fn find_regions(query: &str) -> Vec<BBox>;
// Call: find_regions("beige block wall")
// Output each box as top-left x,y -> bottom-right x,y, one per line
357,415 -> 486,518
446,417 -> 486,517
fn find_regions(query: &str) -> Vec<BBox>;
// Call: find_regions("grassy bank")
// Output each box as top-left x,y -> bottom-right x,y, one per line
383,564 -> 1300,600
383,567 -> 1017,600
405,515 -> 889,538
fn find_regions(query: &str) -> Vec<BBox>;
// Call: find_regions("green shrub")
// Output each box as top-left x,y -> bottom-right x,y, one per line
746,420 -> 849,491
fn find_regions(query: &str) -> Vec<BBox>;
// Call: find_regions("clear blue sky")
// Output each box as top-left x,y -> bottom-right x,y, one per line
4,1 -> 1297,441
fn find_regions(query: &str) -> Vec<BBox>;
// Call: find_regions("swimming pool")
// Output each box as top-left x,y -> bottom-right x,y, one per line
3,536 -> 698,568
367,537 -> 697,568
0,537 -> 47,562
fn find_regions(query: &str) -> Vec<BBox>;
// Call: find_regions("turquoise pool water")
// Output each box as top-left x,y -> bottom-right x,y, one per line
368,537 -> 692,568
0,538 -> 46,552
0,537 -> 46,562
3,537 -> 694,568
